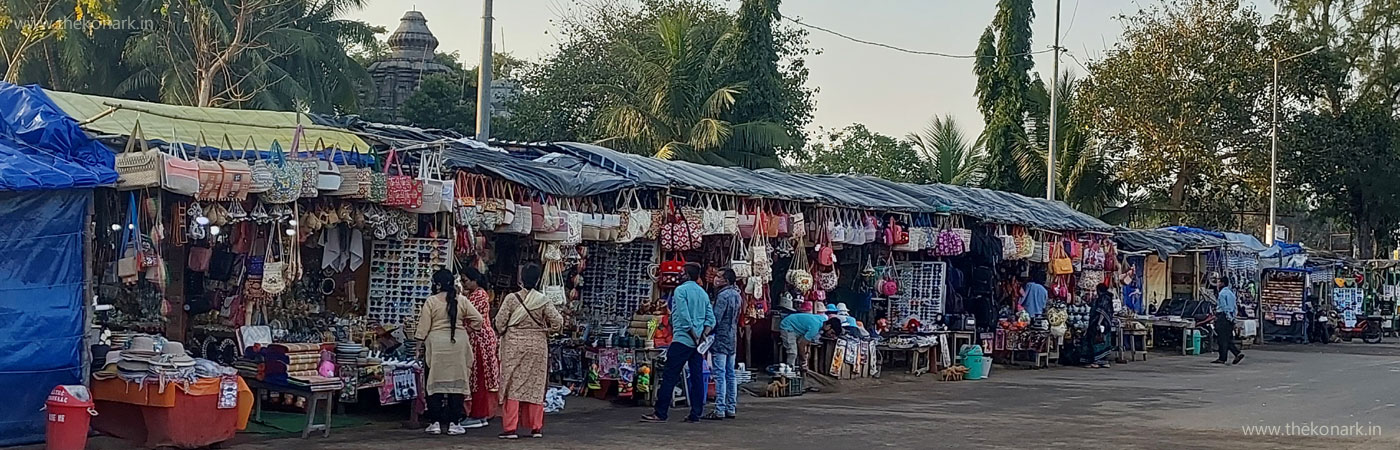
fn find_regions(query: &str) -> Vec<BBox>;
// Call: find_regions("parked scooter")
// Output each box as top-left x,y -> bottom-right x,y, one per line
1336,313 -> 1384,344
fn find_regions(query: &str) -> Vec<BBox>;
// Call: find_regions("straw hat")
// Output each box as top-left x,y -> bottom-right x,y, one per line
153,341 -> 196,368
121,335 -> 159,361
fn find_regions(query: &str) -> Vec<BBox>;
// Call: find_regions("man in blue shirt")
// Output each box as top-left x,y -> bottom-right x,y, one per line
704,268 -> 742,421
1212,277 -> 1244,364
779,311 -> 827,369
643,263 -> 714,423
1020,277 -> 1048,317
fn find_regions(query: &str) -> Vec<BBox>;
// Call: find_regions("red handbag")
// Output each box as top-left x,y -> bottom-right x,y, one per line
382,148 -> 422,208
658,254 -> 686,289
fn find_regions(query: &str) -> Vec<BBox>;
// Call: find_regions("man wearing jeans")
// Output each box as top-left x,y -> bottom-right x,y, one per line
1211,277 -> 1245,365
642,263 -> 714,423
779,310 -> 826,369
705,269 -> 742,420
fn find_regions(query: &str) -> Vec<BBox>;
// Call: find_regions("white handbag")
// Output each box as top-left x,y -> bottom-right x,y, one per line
316,145 -> 343,191
408,152 -> 444,214
114,121 -> 163,190
261,224 -> 287,295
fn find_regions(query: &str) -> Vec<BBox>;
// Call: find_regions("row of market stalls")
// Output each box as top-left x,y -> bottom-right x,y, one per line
5,81 -> 1383,446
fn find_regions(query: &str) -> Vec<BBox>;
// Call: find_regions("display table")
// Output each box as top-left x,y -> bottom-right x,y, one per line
876,345 -> 933,376
245,378 -> 337,438
91,376 -> 252,449
1147,318 -> 1201,355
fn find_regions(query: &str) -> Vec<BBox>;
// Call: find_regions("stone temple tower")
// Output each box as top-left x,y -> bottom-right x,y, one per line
366,10 -> 452,121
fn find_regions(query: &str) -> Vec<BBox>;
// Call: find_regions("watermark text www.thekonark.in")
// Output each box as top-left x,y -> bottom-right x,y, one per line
1242,422 -> 1383,437
3,18 -> 154,31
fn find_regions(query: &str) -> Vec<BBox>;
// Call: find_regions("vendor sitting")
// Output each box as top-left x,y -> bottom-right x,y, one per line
832,303 -> 866,337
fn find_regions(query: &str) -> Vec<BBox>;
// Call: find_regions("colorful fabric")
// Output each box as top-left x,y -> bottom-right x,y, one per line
467,288 -> 501,393
496,289 -> 564,403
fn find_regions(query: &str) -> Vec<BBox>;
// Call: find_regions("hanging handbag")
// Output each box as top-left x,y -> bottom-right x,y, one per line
262,224 -> 287,295
367,153 -> 389,203
260,140 -> 302,204
188,245 -> 213,272
195,133 -> 225,201
243,137 -> 273,194
657,253 -> 687,289
1050,240 -> 1074,275
731,233 -> 751,278
117,194 -> 141,284
316,141 -> 343,191
737,201 -> 758,239
160,133 -> 201,196
623,191 -> 652,242
789,205 -> 806,239
383,148 -> 423,209
114,121 -> 163,190
289,127 -> 319,198
408,151 -> 444,214
207,246 -> 238,282
217,136 -> 250,201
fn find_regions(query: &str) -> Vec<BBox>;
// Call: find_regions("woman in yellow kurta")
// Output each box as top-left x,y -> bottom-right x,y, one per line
415,268 -> 484,436
495,263 -> 563,439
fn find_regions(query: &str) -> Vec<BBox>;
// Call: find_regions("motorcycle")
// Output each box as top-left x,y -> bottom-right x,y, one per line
1336,313 -> 1384,344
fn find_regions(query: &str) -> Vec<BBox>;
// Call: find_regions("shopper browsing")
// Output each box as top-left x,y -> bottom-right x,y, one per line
460,268 -> 500,428
415,269 -> 485,436
642,263 -> 715,424
496,263 -> 564,439
704,268 -> 742,421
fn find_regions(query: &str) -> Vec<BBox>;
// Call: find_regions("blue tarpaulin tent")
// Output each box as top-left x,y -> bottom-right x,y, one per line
0,82 -> 116,445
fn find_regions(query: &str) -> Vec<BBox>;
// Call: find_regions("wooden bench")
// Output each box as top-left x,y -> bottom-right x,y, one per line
245,378 -> 336,438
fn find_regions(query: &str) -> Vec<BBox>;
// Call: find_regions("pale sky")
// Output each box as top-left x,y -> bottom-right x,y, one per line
349,0 -> 1274,139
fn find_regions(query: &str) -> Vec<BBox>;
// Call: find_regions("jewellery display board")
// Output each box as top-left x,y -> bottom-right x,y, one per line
579,242 -> 656,326
892,261 -> 948,324
367,238 -> 452,327
1260,269 -> 1305,318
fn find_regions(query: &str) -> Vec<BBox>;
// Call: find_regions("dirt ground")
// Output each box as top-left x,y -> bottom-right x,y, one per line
59,342 -> 1400,450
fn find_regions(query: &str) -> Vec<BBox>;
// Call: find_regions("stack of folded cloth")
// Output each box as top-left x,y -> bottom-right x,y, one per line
288,375 -> 344,392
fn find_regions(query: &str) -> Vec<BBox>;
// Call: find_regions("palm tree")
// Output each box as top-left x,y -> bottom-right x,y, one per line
596,10 -> 790,169
117,0 -> 377,112
1018,72 -> 1125,215
907,114 -> 985,186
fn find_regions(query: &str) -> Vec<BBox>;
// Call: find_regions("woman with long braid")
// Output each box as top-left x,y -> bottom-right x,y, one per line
415,268 -> 485,436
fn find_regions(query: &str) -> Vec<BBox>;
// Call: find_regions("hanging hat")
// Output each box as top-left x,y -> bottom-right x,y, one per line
836,303 -> 850,314
825,303 -> 840,314
797,301 -> 813,313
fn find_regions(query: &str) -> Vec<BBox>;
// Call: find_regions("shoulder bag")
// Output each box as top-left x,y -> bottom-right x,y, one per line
243,137 -> 273,194
161,132 -> 201,196
114,121 -> 162,190
289,127 -> 319,198
408,151 -> 444,214
260,140 -> 302,204
383,148 -> 423,209
194,133 -> 225,201
316,140 -> 343,192
217,135 -> 250,201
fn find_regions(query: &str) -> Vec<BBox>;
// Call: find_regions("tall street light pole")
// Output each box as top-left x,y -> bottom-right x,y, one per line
1267,45 -> 1322,244
475,0 -> 494,143
1047,0 -> 1061,201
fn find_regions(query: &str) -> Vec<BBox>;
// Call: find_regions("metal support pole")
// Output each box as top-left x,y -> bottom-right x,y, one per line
1268,58 -> 1278,244
475,0 -> 494,143
1047,0 -> 1061,201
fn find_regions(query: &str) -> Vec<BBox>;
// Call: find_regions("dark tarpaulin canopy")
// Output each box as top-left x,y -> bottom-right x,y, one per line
439,144 -> 633,198
552,142 -> 1114,231
1115,229 -> 1231,260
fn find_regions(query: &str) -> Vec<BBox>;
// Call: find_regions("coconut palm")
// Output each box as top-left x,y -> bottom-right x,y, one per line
1018,72 -> 1125,215
596,10 -> 790,169
907,114 -> 986,186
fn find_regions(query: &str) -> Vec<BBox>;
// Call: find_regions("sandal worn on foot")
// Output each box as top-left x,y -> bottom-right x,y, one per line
640,414 -> 665,423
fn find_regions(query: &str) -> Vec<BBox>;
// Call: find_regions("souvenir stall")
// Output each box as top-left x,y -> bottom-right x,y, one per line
88,109 -> 438,440
1113,229 -> 1237,353
1360,260 -> 1399,336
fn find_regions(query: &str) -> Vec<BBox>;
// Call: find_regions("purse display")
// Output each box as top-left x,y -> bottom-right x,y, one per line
316,142 -> 343,192
408,151 -> 444,214
114,121 -> 162,190
259,140 -> 302,204
160,134 -> 201,196
243,137 -> 273,194
383,148 -> 423,209
289,127 -> 319,198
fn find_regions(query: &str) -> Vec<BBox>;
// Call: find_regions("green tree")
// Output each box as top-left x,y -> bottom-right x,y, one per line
1018,72 -> 1124,215
399,71 -> 477,133
494,0 -> 814,162
596,10 -> 790,168
725,0 -> 794,160
1079,0 -> 1271,227
975,0 -> 1035,193
1274,0 -> 1400,255
906,115 -> 984,186
796,124 -> 930,184
117,0 -> 376,112
0,0 -> 113,83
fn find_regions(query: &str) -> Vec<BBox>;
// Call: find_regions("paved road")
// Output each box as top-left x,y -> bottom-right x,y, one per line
75,343 -> 1400,450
